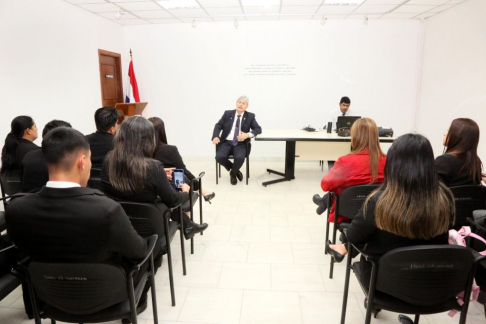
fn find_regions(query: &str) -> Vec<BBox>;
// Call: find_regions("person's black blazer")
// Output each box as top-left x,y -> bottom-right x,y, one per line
153,144 -> 195,181
86,132 -> 114,169
435,154 -> 477,187
212,110 -> 262,143
21,149 -> 48,193
6,187 -> 147,265
15,139 -> 39,169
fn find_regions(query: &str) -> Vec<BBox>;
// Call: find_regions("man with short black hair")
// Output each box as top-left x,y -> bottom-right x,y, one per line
86,106 -> 120,168
21,120 -> 72,192
327,96 -> 358,131
7,127 -> 149,316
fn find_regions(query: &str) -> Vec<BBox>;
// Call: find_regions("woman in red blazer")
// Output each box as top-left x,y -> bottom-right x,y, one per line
314,118 -> 386,224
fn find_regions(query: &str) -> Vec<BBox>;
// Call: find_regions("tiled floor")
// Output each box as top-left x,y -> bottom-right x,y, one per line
1,159 -> 485,324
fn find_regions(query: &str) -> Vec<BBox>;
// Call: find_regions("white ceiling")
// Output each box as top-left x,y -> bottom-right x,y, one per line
64,0 -> 470,26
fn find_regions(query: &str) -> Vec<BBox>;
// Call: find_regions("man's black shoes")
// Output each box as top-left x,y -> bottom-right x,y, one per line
230,171 -> 237,185
184,222 -> 209,240
236,171 -> 243,182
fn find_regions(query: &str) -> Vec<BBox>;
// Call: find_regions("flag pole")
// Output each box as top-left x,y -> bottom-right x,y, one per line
130,48 -> 132,61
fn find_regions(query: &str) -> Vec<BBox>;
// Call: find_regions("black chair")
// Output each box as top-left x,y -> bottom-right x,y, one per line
120,201 -> 186,306
325,184 -> 381,279
188,172 -> 205,255
215,140 -> 251,185
0,172 -> 22,209
21,235 -> 158,324
449,185 -> 486,229
87,168 -> 103,192
0,244 -> 21,302
466,212 -> 486,318
340,244 -> 484,324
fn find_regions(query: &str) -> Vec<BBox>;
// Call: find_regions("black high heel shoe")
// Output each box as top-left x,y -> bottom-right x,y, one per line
203,192 -> 216,204
326,240 -> 345,263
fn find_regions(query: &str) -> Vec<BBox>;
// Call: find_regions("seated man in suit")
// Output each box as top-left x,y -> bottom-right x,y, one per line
6,127 -> 150,317
21,120 -> 72,193
86,106 -> 120,169
212,96 -> 262,185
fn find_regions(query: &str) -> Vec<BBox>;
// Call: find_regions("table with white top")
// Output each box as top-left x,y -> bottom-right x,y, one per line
256,129 -> 395,186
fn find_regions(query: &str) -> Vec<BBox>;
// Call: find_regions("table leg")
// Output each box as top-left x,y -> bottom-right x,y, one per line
263,141 -> 296,186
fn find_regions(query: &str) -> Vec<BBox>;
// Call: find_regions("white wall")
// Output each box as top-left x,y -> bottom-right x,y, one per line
418,0 -> 486,161
123,19 -> 423,157
0,0 -> 124,146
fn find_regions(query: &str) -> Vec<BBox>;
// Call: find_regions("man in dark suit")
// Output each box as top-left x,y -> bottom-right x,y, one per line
85,106 -> 120,169
21,120 -> 71,193
7,127 -> 149,318
212,96 -> 262,185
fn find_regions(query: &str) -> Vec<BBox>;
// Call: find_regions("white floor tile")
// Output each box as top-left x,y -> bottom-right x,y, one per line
218,262 -> 271,290
240,290 -> 302,324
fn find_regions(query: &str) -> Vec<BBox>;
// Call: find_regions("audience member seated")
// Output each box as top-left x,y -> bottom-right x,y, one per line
86,106 -> 119,169
435,118 -> 484,187
148,117 -> 216,204
313,118 -> 386,219
21,120 -> 72,193
101,116 -> 208,239
327,134 -> 455,289
6,127 -> 151,318
1,116 -> 39,185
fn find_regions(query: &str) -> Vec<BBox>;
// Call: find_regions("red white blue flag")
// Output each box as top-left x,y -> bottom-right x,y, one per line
125,60 -> 140,103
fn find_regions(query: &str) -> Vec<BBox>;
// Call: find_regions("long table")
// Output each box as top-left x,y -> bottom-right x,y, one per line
256,129 -> 395,186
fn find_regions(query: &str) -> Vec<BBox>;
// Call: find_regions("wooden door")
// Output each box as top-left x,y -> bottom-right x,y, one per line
98,50 -> 123,107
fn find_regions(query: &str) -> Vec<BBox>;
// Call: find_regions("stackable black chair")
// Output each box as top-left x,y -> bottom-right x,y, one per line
21,235 -> 158,324
340,244 -> 484,324
0,244 -> 21,302
187,172 -> 205,255
466,211 -> 486,318
0,173 -> 22,209
87,168 -> 104,192
215,140 -> 251,185
120,201 -> 185,306
325,184 -> 381,279
449,185 -> 486,229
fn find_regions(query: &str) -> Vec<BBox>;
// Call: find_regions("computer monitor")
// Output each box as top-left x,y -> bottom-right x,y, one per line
336,116 -> 361,131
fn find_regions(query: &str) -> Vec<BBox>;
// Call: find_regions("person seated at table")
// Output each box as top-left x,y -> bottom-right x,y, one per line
21,120 -> 72,193
312,118 -> 386,218
148,117 -> 215,203
101,116 -> 208,239
85,106 -> 120,169
212,96 -> 262,185
1,116 -> 39,181
435,118 -> 484,187
327,134 -> 455,289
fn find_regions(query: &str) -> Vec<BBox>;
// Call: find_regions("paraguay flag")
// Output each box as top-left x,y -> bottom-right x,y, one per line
125,60 -> 140,103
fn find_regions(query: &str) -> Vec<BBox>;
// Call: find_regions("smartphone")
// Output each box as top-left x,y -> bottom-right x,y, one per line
172,169 -> 185,191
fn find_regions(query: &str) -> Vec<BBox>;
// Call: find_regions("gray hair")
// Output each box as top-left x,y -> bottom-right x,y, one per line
237,96 -> 249,105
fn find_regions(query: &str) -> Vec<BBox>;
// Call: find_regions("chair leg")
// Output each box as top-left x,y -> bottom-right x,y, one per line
189,191 -> 195,255
128,278 -> 138,324
329,221 -> 338,279
149,254 -> 159,324
365,268 -> 379,324
219,164 -> 221,178
246,155 -> 249,185
414,314 -> 420,324
340,242 -> 353,324
215,160 -> 218,185
180,226 -> 187,276
199,177 -> 203,235
165,217 -> 176,306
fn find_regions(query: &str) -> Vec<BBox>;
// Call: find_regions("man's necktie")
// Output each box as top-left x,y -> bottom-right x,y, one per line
232,115 -> 241,146
342,113 -> 345,116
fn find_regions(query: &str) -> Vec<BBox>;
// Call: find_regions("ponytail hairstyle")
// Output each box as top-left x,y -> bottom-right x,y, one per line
1,116 -> 35,174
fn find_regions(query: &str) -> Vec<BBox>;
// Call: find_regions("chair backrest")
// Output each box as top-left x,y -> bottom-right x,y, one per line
450,185 -> 486,229
338,184 -> 381,219
0,173 -> 22,197
28,261 -> 127,315
87,168 -> 103,192
376,245 -> 475,306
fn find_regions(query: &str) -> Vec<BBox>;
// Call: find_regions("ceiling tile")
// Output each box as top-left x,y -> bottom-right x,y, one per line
205,7 -> 244,16
169,8 -> 208,17
429,4 -> 456,12
118,2 -> 162,11
311,14 -> 348,19
393,5 -> 436,13
381,12 -> 420,19
148,18 -> 182,23
414,12 -> 437,18
316,6 -> 356,15
245,16 -> 279,21
241,0 -> 281,6
180,17 -> 214,22
111,0 -> 149,2
347,14 -> 381,19
197,0 -> 241,7
279,15 -> 314,20
211,17 -> 237,21
131,10 -> 174,18
282,0 -> 323,4
243,6 -> 280,14
447,0 -> 467,3
280,6 -> 319,14
406,0 -> 449,4
65,0 -> 107,4
362,0 -> 404,4
353,5 -> 397,14
78,3 -> 120,12
116,18 -> 152,25
97,11 -> 137,19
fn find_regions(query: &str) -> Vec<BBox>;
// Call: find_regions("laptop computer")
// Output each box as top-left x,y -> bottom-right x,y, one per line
336,116 -> 361,131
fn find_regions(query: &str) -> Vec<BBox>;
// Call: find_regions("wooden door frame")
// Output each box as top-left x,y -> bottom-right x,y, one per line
98,49 -> 123,106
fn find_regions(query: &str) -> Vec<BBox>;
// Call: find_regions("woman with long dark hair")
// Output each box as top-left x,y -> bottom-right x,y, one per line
328,134 -> 455,286
313,118 -> 386,221
148,117 -> 215,203
436,118 -> 484,186
101,116 -> 208,239
1,116 -> 39,176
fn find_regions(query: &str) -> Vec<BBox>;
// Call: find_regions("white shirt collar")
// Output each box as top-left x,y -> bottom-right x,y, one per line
46,181 -> 81,188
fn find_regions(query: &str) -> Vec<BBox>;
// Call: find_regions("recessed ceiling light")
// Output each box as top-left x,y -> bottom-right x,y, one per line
323,0 -> 365,5
157,0 -> 200,10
